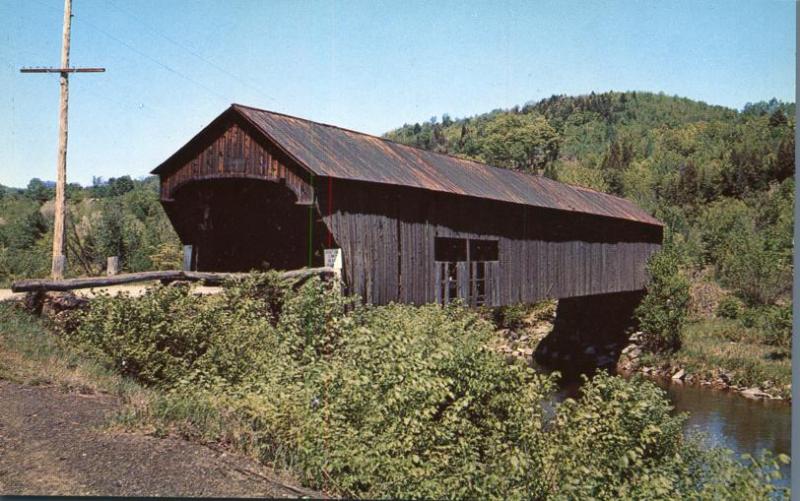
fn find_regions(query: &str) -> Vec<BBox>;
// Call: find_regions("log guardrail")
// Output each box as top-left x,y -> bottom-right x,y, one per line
11,267 -> 336,293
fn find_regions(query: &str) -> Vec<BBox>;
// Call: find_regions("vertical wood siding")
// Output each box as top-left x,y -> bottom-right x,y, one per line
160,122 -> 313,204
160,130 -> 662,307
319,182 -> 661,306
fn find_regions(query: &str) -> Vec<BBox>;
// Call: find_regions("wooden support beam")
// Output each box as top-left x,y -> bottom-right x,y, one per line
11,267 -> 335,293
106,256 -> 120,276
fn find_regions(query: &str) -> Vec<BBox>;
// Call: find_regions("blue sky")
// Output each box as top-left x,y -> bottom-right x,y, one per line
0,0 -> 795,188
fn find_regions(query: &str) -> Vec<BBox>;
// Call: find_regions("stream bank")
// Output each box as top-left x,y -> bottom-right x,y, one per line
490,297 -> 792,485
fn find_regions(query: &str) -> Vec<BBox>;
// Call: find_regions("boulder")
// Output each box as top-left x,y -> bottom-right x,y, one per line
671,369 -> 686,381
741,387 -> 772,400
167,280 -> 192,289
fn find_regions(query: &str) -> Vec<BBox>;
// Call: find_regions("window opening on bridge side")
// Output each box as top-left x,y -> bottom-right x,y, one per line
435,237 -> 498,306
469,239 -> 498,306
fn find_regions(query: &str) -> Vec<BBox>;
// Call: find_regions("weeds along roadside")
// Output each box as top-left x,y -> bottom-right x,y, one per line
0,300 -> 149,403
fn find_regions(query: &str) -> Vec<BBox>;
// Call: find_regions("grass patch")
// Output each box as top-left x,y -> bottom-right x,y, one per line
642,318 -> 791,398
0,301 -> 148,401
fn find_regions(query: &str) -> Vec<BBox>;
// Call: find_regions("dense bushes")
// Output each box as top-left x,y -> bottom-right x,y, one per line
740,304 -> 792,349
717,294 -> 745,320
635,247 -> 691,352
492,303 -> 530,330
64,275 -> 787,499
71,284 -> 276,387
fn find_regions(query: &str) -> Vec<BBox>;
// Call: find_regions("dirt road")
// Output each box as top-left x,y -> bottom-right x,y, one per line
0,380 -> 319,498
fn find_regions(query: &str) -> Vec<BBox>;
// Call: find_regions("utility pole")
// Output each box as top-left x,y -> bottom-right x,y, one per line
21,0 -> 104,279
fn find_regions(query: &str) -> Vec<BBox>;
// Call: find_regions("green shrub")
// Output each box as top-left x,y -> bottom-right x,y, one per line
543,374 -> 789,500
636,247 -> 691,352
544,374 -> 684,499
62,273 -> 788,499
717,295 -> 744,319
68,284 -> 276,388
740,304 -> 792,348
492,303 -> 529,330
293,301 -> 556,498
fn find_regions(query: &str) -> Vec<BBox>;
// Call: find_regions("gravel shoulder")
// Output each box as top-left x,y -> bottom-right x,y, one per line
0,380 -> 320,498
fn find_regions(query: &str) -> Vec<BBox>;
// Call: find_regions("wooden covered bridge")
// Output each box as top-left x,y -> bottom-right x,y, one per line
152,104 -> 663,307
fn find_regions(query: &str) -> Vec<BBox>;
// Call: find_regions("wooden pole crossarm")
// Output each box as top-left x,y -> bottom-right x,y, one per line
20,0 -> 105,279
20,67 -> 106,73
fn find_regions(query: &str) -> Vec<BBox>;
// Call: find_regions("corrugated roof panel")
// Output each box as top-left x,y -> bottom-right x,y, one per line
184,104 -> 663,226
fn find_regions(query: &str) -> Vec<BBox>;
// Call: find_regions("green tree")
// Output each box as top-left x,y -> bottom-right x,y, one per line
601,139 -> 635,195
25,178 -> 53,202
635,246 -> 690,351
479,113 -> 560,174
108,175 -> 135,196
773,135 -> 795,182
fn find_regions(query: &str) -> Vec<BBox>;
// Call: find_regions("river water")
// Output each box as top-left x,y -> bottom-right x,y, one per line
553,376 -> 791,485
659,381 -> 791,486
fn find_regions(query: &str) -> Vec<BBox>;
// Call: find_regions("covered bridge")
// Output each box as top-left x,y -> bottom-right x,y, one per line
152,104 -> 663,307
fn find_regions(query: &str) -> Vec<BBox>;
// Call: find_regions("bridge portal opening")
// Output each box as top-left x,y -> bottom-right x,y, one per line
166,178 -> 330,272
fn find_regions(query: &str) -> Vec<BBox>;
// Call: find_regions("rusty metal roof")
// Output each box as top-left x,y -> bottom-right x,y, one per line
158,104 -> 663,226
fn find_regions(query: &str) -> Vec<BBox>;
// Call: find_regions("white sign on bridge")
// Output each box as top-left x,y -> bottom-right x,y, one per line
324,248 -> 342,270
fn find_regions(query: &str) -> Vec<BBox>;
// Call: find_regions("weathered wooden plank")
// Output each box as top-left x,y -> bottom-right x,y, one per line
12,267 -> 336,292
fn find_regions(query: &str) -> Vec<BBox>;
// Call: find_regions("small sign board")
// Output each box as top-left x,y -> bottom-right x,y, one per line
183,245 -> 193,271
324,248 -> 343,270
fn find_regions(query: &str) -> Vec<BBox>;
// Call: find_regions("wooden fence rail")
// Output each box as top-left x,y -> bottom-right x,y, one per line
11,267 -> 336,293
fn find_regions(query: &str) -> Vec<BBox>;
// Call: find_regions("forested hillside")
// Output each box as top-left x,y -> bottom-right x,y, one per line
0,176 -> 181,285
387,91 -> 794,351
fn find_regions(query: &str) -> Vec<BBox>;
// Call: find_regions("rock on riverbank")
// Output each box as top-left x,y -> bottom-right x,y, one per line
616,332 -> 788,402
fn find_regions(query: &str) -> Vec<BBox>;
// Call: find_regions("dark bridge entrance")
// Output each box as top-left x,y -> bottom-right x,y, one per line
165,179 -> 330,272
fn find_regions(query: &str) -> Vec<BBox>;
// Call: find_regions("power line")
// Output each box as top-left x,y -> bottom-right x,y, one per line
77,18 -> 231,104
31,0 -> 231,106
107,0 -> 276,105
